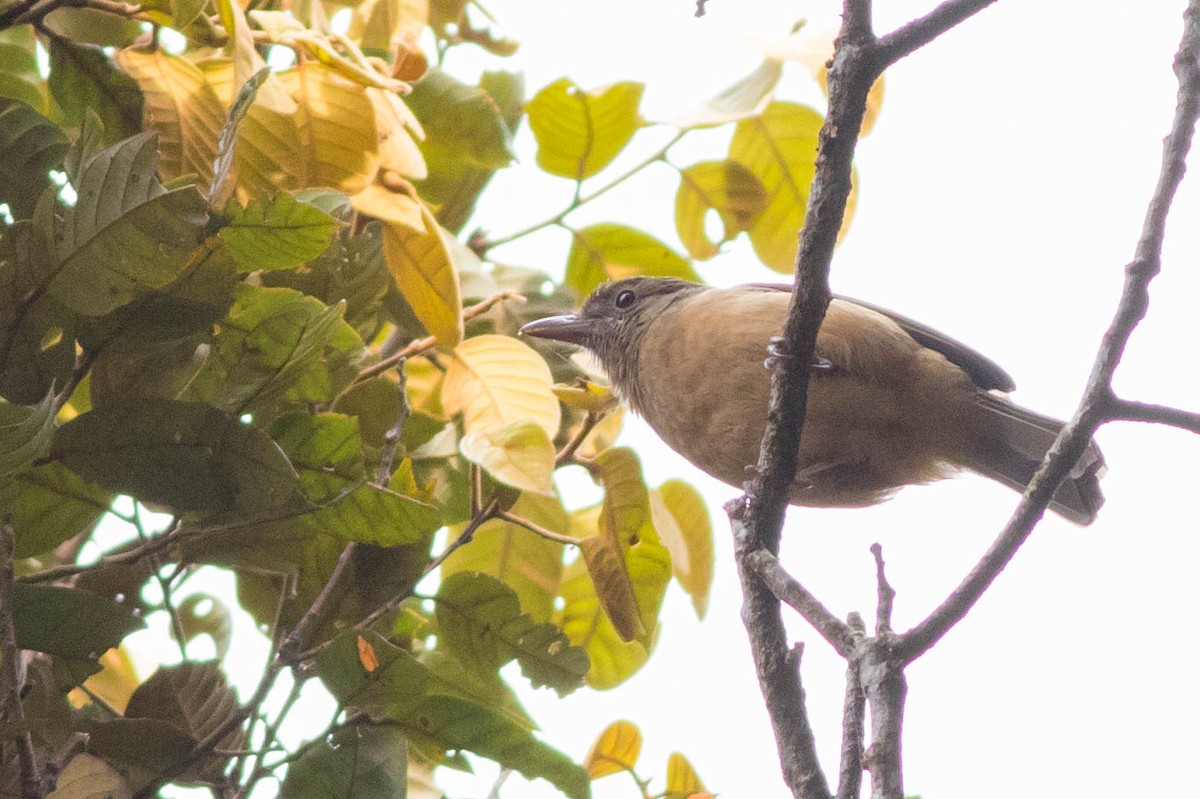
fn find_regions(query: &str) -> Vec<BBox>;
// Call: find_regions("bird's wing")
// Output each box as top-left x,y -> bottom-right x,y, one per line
743,283 -> 1017,392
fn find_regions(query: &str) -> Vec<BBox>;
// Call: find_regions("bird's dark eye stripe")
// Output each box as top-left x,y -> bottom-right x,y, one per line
615,290 -> 636,309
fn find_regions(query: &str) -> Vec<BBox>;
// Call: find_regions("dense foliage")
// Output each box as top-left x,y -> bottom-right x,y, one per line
0,1 -> 856,795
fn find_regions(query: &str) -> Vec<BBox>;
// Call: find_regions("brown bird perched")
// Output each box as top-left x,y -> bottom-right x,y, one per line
521,277 -> 1105,524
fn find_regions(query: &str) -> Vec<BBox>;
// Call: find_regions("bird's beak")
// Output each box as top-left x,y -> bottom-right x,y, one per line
519,314 -> 594,346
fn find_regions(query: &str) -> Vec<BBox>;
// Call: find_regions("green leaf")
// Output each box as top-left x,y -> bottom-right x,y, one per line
218,193 -> 339,273
0,389 -> 55,478
413,70 -> 524,233
50,398 -> 303,512
180,284 -> 364,417
436,572 -> 588,696
0,101 -> 68,220
281,723 -> 407,799
406,69 -> 515,170
729,101 -> 826,272
12,585 -> 142,658
441,493 -> 566,622
0,28 -> 49,113
124,662 -> 244,784
565,223 -> 700,298
675,160 -> 769,260
0,221 -> 76,404
82,718 -> 198,781
2,462 -> 111,558
47,35 -> 143,145
318,632 -> 589,799
528,78 -> 643,180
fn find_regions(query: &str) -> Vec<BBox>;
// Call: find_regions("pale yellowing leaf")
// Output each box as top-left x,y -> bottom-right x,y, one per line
48,754 -> 130,799
551,380 -> 617,414
69,645 -> 140,714
675,159 -> 769,260
442,335 -> 561,438
215,0 -> 296,114
669,58 -> 782,129
351,182 -> 426,230
116,49 -> 223,187
729,101 -> 825,272
275,62 -> 381,194
565,223 -> 700,298
381,204 -> 462,346
576,406 -> 624,461
459,419 -> 556,495
650,480 -> 713,619
666,752 -> 706,795
368,86 -> 427,179
583,720 -> 642,780
527,78 -> 643,180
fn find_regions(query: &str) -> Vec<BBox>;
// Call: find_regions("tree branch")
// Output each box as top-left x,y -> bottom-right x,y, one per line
898,0 -> 1200,664
1108,397 -> 1200,434
834,624 -> 866,799
875,0 -> 1000,64
746,549 -> 854,658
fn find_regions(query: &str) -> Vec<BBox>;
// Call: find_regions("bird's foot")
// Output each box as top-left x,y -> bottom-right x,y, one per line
764,336 -> 834,373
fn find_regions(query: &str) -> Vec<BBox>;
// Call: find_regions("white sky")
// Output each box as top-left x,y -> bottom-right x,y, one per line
434,1 -> 1200,798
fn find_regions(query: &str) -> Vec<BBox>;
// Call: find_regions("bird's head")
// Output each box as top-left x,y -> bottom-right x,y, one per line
520,276 -> 705,398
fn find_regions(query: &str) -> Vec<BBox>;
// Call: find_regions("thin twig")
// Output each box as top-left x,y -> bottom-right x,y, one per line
483,130 -> 687,252
495,510 -> 581,546
17,521 -> 188,584
135,509 -> 187,658
1,518 -> 41,799
834,639 -> 865,799
745,549 -> 854,658
555,410 -> 606,466
353,291 -> 523,385
897,0 -> 1200,664
1108,397 -> 1200,434
234,676 -> 307,798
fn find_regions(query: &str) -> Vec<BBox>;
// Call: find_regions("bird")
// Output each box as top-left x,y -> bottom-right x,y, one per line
520,277 -> 1105,525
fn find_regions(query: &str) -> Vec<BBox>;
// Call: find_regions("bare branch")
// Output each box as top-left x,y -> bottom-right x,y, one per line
495,510 -> 581,546
746,549 -> 854,657
834,644 -> 866,799
1109,398 -> 1200,434
860,636 -> 907,799
870,544 -> 895,635
875,0 -> 1000,64
899,0 -> 1200,664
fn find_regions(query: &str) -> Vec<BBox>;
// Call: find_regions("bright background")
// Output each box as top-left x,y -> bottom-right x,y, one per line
438,1 -> 1200,798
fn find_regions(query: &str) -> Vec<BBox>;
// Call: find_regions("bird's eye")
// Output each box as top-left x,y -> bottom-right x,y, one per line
614,290 -> 636,309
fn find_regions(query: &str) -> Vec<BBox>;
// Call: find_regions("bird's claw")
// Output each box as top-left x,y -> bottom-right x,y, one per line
763,337 -> 834,373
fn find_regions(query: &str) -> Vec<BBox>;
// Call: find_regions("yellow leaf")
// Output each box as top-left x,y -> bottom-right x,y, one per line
352,182 -> 426,230
69,645 -> 140,714
382,204 -> 463,346
275,62 -> 380,194
442,335 -> 561,438
215,0 -> 297,114
666,751 -> 706,795
349,0 -> 428,60
583,720 -> 642,780
115,49 -> 223,187
730,101 -> 826,272
551,380 -> 618,414
48,754 -> 130,799
527,79 -> 644,180
565,223 -> 700,298
459,419 -> 556,495
650,480 -> 713,619
675,159 -> 769,260
368,86 -> 427,179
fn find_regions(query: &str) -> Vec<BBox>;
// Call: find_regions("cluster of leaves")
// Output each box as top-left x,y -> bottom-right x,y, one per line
0,0 -> 868,796
582,720 -> 712,799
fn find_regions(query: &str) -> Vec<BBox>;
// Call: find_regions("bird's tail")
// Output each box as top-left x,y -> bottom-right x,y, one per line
964,394 -> 1106,525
